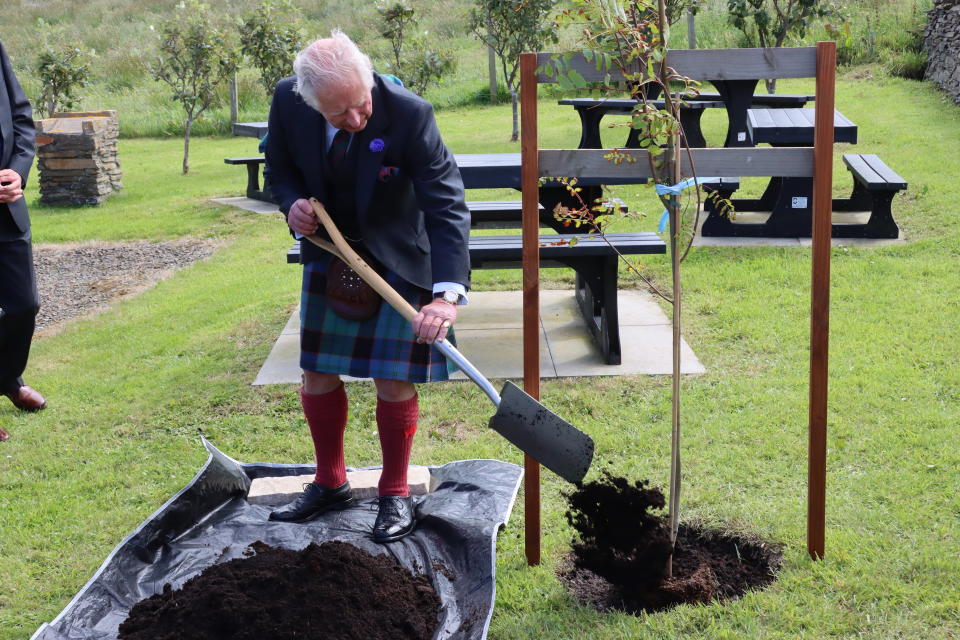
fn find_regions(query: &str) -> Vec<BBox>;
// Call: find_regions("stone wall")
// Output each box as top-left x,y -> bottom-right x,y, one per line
34,110 -> 123,206
924,0 -> 960,104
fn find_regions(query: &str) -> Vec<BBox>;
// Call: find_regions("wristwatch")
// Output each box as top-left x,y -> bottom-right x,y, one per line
436,290 -> 460,305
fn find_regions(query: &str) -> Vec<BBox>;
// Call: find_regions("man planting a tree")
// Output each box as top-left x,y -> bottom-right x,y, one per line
264,30 -> 471,543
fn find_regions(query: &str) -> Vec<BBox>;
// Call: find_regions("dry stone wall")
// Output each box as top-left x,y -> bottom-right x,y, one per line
34,110 -> 123,206
924,0 -> 960,104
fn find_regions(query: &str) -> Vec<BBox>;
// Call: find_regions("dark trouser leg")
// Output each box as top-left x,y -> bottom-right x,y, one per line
0,226 -> 40,394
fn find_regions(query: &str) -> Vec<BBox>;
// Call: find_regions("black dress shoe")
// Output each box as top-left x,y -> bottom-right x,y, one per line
268,481 -> 354,522
372,495 -> 416,543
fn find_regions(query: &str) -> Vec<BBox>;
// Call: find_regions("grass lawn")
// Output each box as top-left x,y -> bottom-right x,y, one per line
1,68 -> 959,639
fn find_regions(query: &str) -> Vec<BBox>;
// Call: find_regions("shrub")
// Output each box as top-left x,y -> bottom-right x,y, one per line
238,0 -> 304,100
34,21 -> 91,116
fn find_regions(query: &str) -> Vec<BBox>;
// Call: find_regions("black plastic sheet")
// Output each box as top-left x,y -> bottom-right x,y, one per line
31,438 -> 523,640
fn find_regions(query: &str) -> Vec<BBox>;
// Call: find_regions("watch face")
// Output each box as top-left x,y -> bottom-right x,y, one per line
442,291 -> 459,304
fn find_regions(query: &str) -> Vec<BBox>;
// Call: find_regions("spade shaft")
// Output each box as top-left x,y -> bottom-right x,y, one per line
304,198 -> 594,483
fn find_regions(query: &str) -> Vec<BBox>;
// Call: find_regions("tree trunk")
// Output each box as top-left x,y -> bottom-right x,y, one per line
765,78 -> 778,94
488,44 -> 498,104
659,0 -> 682,583
686,9 -> 697,48
230,75 -> 239,125
182,117 -> 193,175
510,88 -> 519,142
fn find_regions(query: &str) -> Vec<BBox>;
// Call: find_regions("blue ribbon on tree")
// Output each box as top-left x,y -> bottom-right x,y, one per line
655,177 -> 723,233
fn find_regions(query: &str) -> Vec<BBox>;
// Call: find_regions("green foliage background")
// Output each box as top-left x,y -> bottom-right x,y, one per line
0,0 -> 936,137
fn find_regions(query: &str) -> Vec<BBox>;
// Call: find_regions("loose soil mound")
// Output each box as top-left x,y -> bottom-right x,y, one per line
559,473 -> 782,614
118,541 -> 440,640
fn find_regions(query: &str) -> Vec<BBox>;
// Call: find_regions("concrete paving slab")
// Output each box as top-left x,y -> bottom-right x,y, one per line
252,290 -> 705,384
691,207 -> 906,248
253,331 -> 301,386
449,326 -> 557,379
211,196 -> 280,215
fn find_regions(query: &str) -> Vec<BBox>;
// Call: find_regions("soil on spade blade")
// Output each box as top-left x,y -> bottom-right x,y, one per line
558,473 -> 782,614
118,541 -> 440,640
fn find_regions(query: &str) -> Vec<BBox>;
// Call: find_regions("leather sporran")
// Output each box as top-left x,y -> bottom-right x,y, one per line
324,249 -> 383,322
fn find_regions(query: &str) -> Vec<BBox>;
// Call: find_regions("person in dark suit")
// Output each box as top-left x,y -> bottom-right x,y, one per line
0,39 -> 45,433
264,31 -> 470,542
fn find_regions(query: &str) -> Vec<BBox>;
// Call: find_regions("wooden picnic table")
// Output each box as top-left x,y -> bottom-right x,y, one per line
747,107 -> 856,146
558,88 -> 815,150
233,121 -> 268,138
701,107 -> 858,237
557,97 -> 724,149
706,81 -> 815,147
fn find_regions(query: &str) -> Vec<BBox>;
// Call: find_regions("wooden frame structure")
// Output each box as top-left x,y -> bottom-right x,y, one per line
518,43 -> 836,564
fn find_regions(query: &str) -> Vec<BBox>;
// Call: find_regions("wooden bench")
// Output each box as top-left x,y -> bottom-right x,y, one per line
224,156 -> 276,203
287,232 -> 666,365
466,201 -> 544,228
831,153 -> 907,238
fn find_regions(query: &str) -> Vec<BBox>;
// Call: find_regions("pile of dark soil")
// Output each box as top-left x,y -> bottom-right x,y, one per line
118,541 -> 440,640
559,473 -> 782,614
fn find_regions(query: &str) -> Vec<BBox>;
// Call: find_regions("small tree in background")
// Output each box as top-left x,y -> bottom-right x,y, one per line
153,0 -> 240,174
727,0 -> 840,92
376,0 -> 456,96
238,0 -> 304,100
378,0 -> 417,75
35,21 -> 91,117
469,0 -> 559,141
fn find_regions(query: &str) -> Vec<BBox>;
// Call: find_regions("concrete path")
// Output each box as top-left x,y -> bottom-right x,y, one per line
253,290 -> 706,385
210,197 -> 898,382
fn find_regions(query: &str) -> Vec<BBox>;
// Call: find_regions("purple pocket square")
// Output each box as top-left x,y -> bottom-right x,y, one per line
378,166 -> 400,182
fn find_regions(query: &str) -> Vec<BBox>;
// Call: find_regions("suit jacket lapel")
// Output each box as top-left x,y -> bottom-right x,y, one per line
355,80 -> 389,221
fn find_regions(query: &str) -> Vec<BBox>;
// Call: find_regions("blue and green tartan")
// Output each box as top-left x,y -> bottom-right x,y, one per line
299,254 -> 458,382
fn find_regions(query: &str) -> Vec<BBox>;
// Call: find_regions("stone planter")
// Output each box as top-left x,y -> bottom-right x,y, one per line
34,110 -> 122,206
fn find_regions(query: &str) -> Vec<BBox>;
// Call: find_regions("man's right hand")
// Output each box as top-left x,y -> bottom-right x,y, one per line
0,169 -> 24,204
288,198 -> 319,236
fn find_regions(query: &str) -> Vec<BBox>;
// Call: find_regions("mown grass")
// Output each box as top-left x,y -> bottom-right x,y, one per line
1,68 -> 959,639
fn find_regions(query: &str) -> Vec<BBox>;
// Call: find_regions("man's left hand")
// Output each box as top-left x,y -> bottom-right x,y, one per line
0,170 -> 23,204
412,299 -> 457,344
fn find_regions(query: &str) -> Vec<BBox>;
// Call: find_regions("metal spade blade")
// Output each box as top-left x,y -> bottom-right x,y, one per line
487,380 -> 595,484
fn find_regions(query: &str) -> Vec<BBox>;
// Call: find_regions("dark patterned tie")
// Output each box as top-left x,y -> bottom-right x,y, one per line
327,129 -> 350,170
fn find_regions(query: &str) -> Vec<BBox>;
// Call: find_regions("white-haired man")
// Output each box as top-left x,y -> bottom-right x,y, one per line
264,31 -> 471,543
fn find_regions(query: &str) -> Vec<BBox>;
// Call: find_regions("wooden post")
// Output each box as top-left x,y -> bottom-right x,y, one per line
519,52 -> 541,567
808,41 -> 836,560
686,9 -> 697,49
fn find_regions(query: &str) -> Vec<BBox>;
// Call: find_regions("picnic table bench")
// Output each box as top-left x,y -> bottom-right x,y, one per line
224,156 -> 275,203
286,231 -> 666,365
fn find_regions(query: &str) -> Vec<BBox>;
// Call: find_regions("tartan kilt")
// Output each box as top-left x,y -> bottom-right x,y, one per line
299,254 -> 458,382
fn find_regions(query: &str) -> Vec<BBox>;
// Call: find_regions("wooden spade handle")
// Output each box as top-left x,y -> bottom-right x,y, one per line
304,198 -> 418,324
301,198 -> 502,407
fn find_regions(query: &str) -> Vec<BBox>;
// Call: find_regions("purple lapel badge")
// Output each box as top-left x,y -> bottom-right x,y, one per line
369,138 -> 385,153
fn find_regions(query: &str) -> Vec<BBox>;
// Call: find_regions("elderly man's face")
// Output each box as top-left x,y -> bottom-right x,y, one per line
317,73 -> 372,133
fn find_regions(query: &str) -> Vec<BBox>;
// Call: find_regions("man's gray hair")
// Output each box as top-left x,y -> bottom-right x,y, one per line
293,29 -> 374,112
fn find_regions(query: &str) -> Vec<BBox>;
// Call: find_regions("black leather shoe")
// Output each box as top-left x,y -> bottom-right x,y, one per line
268,481 -> 354,522
372,495 -> 416,543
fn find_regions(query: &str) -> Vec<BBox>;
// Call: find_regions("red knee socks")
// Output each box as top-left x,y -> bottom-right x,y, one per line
301,384 -> 348,488
376,393 -> 419,497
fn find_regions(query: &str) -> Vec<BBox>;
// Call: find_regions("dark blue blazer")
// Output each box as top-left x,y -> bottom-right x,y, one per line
265,74 -> 471,292
0,40 -> 35,234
